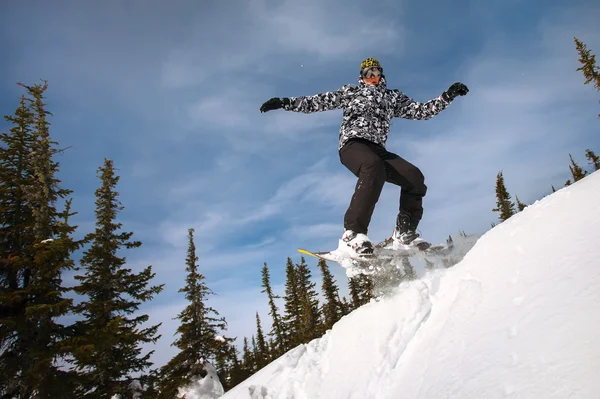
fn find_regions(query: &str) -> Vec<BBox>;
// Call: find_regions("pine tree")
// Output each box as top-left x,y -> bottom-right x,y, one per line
348,275 -> 373,309
585,149 -> 600,171
251,336 -> 258,371
260,263 -> 285,356
214,346 -> 233,393
71,158 -> 163,398
159,228 -> 231,397
348,277 -> 362,309
492,171 -> 516,222
282,257 -> 302,349
515,195 -> 527,212
0,81 -> 80,397
1,91 -> 36,398
318,259 -> 345,331
241,337 -> 255,379
568,153 -> 588,182
24,84 -> 81,395
574,37 -> 600,117
223,345 -> 244,391
551,185 -> 557,193
340,297 -> 352,316
211,342 -> 239,392
295,257 -> 322,342
254,313 -> 269,369
138,370 -> 160,398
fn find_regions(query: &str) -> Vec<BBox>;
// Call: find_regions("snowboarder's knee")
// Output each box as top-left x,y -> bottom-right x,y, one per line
410,168 -> 426,193
360,156 -> 386,174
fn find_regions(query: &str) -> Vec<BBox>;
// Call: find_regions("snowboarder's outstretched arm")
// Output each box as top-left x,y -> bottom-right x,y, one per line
260,85 -> 353,114
391,82 -> 469,120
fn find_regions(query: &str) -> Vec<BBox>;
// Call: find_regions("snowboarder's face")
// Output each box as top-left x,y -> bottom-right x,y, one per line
363,75 -> 381,85
361,66 -> 382,86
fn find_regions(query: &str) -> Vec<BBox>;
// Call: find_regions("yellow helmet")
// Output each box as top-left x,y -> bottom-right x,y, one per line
360,57 -> 382,72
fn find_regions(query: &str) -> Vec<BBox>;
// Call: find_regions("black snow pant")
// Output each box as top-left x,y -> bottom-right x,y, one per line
339,138 -> 427,235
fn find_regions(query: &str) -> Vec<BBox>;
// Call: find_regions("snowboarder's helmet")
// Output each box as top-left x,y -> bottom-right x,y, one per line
360,57 -> 382,73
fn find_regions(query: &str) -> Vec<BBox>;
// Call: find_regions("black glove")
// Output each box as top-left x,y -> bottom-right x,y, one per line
260,97 -> 290,113
443,82 -> 469,101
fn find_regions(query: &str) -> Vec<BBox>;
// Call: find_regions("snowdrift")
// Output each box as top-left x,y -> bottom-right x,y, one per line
222,171 -> 600,399
179,362 -> 224,399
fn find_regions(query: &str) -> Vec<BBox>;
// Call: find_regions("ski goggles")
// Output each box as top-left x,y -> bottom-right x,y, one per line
361,66 -> 382,78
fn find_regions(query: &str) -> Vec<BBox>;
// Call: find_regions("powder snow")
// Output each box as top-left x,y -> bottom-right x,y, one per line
215,170 -> 600,399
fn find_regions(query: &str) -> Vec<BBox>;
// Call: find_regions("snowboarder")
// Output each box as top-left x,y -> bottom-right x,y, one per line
259,58 -> 468,257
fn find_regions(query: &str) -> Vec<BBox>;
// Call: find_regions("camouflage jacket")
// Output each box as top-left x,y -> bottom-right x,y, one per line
282,76 -> 452,150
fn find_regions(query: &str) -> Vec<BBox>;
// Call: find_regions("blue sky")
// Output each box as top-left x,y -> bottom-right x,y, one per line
1,0 -> 599,369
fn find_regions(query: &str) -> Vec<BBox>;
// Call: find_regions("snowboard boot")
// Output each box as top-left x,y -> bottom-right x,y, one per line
341,230 -> 374,258
392,213 -> 429,251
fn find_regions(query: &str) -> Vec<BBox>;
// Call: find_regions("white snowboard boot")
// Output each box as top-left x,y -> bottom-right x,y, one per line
340,230 -> 374,258
392,213 -> 427,251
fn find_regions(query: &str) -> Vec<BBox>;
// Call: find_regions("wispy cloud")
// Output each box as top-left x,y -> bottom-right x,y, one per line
186,87 -> 254,129
243,163 -> 353,223
156,157 -> 353,250
250,0 -> 402,58
286,223 -> 342,241
182,82 -> 342,142
160,0 -> 404,89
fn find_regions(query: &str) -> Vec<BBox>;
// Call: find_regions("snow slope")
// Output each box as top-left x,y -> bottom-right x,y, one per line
221,170 -> 600,399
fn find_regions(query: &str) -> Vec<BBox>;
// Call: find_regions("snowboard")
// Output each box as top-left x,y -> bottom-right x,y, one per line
298,239 -> 452,268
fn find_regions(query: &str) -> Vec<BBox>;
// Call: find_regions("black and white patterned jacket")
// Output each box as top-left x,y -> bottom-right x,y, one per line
282,76 -> 452,150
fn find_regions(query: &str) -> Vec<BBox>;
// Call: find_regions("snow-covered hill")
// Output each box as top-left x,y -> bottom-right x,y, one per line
221,170 -> 600,399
